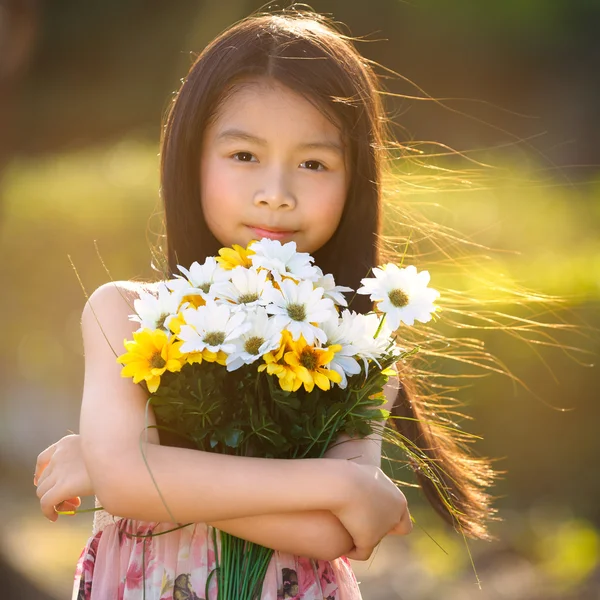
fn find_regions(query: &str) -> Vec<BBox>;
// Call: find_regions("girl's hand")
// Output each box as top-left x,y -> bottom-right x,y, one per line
34,433 -> 94,522
334,462 -> 412,561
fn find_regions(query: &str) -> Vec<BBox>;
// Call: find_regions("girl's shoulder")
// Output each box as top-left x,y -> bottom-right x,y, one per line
110,278 -> 163,296
81,279 -> 163,344
86,279 -> 162,313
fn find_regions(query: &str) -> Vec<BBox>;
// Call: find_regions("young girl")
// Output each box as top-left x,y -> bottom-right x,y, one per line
33,8 -> 497,599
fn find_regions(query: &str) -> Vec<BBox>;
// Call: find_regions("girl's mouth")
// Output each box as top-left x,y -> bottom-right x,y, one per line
247,225 -> 296,241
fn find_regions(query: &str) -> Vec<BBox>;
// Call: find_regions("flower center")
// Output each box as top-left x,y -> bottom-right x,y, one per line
299,347 -> 319,371
156,312 -> 169,329
150,352 -> 166,369
203,331 -> 225,347
244,336 -> 264,355
287,303 -> 306,322
388,288 -> 409,308
238,292 -> 259,304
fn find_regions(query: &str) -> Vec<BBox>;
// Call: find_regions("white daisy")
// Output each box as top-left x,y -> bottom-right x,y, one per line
339,310 -> 396,362
129,281 -> 186,332
225,307 -> 282,372
168,257 -> 230,300
323,309 -> 399,381
320,313 -> 361,389
177,300 -> 251,355
249,239 -> 321,282
357,264 -> 440,329
210,266 -> 273,310
263,278 -> 335,345
313,269 -> 353,307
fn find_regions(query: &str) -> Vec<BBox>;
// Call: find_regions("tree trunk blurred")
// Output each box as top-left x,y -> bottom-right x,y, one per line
0,0 -> 40,222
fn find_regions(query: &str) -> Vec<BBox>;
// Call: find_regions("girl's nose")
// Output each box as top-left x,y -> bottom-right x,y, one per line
253,170 -> 296,210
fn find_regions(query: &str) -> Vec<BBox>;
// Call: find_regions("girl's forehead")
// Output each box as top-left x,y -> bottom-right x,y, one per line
208,78 -> 343,141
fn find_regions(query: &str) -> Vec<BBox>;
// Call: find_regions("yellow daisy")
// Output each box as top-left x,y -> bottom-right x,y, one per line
202,348 -> 228,366
215,242 -> 256,271
117,328 -> 184,393
283,335 -> 342,393
167,310 -> 186,335
257,330 -> 290,379
185,350 -> 204,366
182,348 -> 226,367
181,293 -> 205,309
259,331 -> 342,393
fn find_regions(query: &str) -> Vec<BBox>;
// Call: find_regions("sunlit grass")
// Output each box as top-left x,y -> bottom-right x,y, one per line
381,157 -> 600,300
2,138 -> 159,226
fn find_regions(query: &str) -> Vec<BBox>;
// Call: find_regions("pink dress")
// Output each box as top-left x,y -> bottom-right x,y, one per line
72,501 -> 363,600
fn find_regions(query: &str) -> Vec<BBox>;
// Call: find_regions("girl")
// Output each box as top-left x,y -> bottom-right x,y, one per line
34,8 -> 498,600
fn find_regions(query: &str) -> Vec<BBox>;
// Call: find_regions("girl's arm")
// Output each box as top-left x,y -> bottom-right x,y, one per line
77,282 -> 357,533
35,433 -> 353,561
207,511 -> 352,561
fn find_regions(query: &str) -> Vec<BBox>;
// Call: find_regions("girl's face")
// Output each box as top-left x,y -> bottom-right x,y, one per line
199,77 -> 350,254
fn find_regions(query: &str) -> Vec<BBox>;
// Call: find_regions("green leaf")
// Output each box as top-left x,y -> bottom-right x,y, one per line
224,429 -> 243,448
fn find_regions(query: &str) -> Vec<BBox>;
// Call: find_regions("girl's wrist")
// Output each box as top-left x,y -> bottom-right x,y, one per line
317,457 -> 360,513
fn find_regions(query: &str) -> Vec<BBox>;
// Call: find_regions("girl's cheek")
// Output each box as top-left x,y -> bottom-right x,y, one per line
202,159 -> 241,206
302,176 -> 347,214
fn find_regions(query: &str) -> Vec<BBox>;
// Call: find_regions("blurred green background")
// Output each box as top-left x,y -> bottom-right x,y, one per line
1,1 -> 599,598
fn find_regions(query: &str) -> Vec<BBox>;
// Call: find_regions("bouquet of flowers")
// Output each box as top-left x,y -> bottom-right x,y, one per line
115,238 -> 439,600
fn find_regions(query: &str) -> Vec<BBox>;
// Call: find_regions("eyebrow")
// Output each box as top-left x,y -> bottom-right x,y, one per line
216,128 -> 344,155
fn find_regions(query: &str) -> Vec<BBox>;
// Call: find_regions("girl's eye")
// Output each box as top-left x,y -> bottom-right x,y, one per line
301,160 -> 326,171
231,152 -> 256,162
230,153 -> 326,170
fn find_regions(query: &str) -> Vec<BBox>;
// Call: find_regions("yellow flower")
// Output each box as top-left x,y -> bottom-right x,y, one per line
216,242 -> 256,270
185,351 -> 204,366
258,330 -> 290,370
117,328 -> 184,393
259,331 -> 342,393
183,348 -> 228,367
167,310 -> 186,335
181,293 -> 205,309
202,349 -> 228,366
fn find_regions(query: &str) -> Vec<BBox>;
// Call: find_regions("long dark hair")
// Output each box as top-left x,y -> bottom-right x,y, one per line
157,7 -> 498,541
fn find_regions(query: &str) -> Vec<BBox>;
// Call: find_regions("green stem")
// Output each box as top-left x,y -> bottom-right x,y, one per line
217,533 -> 275,599
346,266 -> 374,308
373,312 -> 386,339
297,387 -> 369,459
207,526 -> 219,599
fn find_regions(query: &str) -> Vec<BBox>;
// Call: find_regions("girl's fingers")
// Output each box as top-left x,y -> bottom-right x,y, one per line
34,443 -> 57,485
55,500 -> 79,514
345,545 -> 374,561
34,461 -> 53,489
58,497 -> 81,512
35,471 -> 55,502
36,473 -> 81,520
39,486 -> 62,522
388,509 -> 413,536
398,508 -> 413,534
39,485 -> 78,522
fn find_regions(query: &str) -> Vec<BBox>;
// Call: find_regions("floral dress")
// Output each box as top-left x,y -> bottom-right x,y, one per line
72,500 -> 363,600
